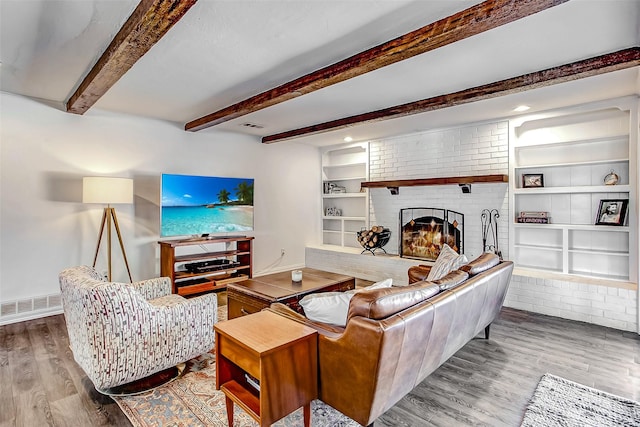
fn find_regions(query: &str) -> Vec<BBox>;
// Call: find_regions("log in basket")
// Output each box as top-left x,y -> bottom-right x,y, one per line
356,226 -> 391,255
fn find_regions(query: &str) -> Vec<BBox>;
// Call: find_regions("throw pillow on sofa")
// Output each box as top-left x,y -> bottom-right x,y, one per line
426,244 -> 468,281
299,278 -> 393,326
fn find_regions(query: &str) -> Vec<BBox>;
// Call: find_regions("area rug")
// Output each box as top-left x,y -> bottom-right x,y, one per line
113,304 -> 360,426
521,373 -> 640,427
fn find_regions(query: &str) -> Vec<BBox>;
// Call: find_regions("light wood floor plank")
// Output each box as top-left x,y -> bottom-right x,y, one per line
1,307 -> 638,426
0,325 -> 15,426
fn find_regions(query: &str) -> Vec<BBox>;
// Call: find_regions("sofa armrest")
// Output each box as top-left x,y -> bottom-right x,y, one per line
130,276 -> 172,300
408,264 -> 432,283
268,303 -> 345,338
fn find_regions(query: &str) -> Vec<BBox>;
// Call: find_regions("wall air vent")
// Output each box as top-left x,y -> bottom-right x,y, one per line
0,293 -> 63,325
240,122 -> 265,129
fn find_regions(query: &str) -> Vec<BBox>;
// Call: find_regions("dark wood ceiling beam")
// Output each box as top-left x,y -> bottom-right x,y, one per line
66,0 -> 197,115
262,47 -> 640,143
185,0 -> 568,132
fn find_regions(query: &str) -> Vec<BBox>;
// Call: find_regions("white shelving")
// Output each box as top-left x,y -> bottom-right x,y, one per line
509,101 -> 637,285
513,185 -> 630,194
321,142 -> 369,248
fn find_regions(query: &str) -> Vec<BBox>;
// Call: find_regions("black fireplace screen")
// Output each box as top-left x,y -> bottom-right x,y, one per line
399,208 -> 464,261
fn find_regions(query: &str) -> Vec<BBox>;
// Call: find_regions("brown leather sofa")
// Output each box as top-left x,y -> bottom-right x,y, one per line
269,253 -> 513,426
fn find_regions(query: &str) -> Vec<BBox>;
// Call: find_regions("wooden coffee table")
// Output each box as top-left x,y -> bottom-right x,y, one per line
227,267 -> 355,319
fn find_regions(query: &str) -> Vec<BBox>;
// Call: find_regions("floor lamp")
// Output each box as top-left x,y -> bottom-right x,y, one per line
83,177 -> 134,282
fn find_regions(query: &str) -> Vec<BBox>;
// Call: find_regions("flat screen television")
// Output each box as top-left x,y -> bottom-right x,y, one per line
160,173 -> 254,237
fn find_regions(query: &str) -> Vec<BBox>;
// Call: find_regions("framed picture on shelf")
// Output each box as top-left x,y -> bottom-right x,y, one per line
595,199 -> 628,226
522,174 -> 544,188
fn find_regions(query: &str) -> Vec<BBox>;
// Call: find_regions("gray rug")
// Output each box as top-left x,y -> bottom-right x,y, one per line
521,373 -> 640,426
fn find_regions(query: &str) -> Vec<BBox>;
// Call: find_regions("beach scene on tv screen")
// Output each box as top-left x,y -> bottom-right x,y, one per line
161,174 -> 254,236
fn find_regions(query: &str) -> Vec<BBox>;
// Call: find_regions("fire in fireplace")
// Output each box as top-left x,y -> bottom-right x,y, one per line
399,208 -> 464,261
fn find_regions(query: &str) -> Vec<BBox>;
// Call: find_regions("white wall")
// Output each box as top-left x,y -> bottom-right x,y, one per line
0,92 -> 320,323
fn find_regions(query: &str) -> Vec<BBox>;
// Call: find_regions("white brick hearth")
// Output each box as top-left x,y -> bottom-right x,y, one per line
506,272 -> 638,332
306,245 -> 427,286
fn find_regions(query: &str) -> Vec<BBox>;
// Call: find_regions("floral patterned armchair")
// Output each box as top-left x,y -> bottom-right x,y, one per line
58,265 -> 217,392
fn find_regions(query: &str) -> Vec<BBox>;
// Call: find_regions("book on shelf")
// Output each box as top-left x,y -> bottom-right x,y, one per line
518,211 -> 548,218
245,373 -> 260,391
516,217 -> 550,224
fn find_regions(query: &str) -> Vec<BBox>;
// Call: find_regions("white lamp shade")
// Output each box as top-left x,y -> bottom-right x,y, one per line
83,177 -> 133,204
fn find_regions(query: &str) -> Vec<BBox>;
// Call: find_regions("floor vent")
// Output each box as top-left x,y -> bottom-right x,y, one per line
0,293 -> 63,325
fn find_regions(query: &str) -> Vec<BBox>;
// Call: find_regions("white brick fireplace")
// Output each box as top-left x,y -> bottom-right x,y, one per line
309,120 -> 510,283
367,120 -> 510,260
308,112 -> 638,333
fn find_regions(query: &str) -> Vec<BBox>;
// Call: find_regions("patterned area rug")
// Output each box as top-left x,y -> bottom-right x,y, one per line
521,373 -> 640,427
113,305 -> 359,427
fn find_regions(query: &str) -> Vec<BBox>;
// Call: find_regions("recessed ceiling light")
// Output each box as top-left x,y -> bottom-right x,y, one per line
343,136 -> 353,142
514,105 -> 530,112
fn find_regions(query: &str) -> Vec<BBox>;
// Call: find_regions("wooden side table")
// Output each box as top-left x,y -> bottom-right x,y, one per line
214,310 -> 318,426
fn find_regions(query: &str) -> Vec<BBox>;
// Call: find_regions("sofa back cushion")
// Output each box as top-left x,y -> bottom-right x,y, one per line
459,252 -> 500,276
347,281 -> 440,321
299,278 -> 393,326
432,269 -> 469,290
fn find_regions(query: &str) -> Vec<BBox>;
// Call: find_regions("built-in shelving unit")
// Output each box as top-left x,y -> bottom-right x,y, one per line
509,101 -> 637,286
321,142 -> 369,248
159,236 -> 253,296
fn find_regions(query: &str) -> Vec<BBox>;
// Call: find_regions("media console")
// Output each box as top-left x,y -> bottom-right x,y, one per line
159,236 -> 254,296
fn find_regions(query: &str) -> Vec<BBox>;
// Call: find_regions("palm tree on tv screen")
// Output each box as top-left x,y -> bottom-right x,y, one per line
234,181 -> 254,205
217,189 -> 230,204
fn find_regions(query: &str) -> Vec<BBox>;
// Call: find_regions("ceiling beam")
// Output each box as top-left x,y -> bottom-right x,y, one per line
66,0 -> 197,115
185,0 -> 567,132
262,47 -> 640,143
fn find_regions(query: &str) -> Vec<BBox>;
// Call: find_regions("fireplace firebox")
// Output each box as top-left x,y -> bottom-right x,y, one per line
399,208 -> 464,261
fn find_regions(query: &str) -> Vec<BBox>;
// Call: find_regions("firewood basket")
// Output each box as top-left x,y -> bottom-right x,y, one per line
356,227 -> 391,255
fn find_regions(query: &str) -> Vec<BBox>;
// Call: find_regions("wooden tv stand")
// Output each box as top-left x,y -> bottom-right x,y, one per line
159,236 -> 254,295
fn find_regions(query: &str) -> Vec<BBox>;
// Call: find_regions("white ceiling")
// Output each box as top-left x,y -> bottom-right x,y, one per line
1,0 -> 639,146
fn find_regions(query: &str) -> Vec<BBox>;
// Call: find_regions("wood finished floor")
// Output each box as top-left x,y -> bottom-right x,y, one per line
1,307 -> 638,427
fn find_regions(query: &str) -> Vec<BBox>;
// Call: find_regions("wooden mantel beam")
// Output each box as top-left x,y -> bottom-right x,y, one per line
66,0 -> 197,115
185,0 -> 567,132
262,47 -> 640,143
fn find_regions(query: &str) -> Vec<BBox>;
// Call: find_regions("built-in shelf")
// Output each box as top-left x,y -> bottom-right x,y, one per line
360,174 -> 508,194
513,243 -> 563,251
322,193 -> 366,199
322,216 -> 366,221
509,102 -> 636,285
323,162 -> 367,170
513,134 -> 628,149
513,223 -> 629,231
513,158 -> 629,169
322,142 -> 369,248
513,185 -> 630,194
